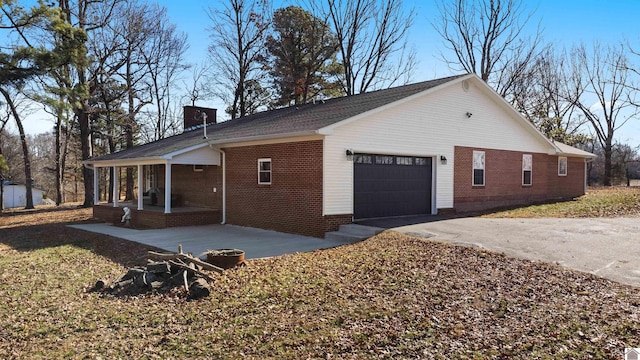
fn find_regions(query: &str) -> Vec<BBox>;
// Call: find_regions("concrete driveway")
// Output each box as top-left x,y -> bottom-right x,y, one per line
370,217 -> 640,287
69,223 -> 349,259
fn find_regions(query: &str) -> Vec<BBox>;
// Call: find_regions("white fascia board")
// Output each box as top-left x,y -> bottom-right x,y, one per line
556,150 -> 597,159
317,74 -> 477,134
553,145 -> 597,159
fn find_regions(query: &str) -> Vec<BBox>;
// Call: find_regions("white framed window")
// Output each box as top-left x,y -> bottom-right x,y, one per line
558,157 -> 568,176
375,155 -> 394,165
415,157 -> 429,166
396,156 -> 413,165
258,158 -> 272,184
193,164 -> 204,172
522,154 -> 532,186
472,150 -> 485,186
354,154 -> 372,164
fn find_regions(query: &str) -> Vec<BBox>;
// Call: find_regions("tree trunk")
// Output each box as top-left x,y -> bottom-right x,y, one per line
0,141 -> 5,211
55,103 -> 63,205
0,88 -> 34,209
125,58 -> 135,201
603,140 -> 613,186
0,152 -> 4,211
125,115 -> 134,200
626,167 -> 631,187
78,109 -> 94,207
60,114 -> 71,204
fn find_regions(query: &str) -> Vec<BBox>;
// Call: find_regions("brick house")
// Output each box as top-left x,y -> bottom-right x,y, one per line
86,74 -> 595,238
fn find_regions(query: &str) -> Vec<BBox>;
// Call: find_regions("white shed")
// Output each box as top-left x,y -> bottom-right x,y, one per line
1,182 -> 44,209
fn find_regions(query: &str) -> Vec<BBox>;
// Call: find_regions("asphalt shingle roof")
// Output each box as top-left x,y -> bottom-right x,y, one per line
90,74 -> 467,162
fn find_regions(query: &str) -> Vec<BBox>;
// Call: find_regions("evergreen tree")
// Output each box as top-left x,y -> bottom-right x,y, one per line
266,6 -> 342,107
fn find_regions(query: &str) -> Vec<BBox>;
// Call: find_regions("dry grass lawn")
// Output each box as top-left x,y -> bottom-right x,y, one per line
484,186 -> 640,218
1,195 -> 640,359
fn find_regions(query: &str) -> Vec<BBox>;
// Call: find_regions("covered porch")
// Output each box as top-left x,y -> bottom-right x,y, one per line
89,143 -> 225,229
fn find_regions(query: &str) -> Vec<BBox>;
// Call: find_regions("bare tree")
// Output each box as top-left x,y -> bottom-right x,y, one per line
58,0 -> 122,207
0,88 -> 34,208
612,142 -> 639,186
114,2 -> 158,200
0,116 -> 23,186
565,42 -> 637,186
510,47 -> 590,145
139,9 -> 189,141
0,0 -> 70,209
72,1 -> 187,200
207,0 -> 272,119
307,0 -> 416,95
0,152 -> 7,211
0,108 -> 11,211
182,62 -> 213,108
433,0 -> 542,98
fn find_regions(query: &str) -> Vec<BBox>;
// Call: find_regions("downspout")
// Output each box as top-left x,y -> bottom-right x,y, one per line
206,144 -> 226,224
220,149 -> 226,224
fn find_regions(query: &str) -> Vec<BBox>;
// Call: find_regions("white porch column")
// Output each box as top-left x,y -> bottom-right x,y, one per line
113,166 -> 119,207
164,163 -> 172,214
137,164 -> 144,210
93,166 -> 99,205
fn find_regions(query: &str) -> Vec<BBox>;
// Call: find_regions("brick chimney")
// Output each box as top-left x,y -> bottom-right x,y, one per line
183,106 -> 217,131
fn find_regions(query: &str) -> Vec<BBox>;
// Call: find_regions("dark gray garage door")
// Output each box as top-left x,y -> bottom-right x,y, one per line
354,154 -> 432,220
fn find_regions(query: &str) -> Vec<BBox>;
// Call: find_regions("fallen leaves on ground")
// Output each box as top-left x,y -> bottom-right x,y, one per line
1,206 -> 639,359
484,187 -> 640,218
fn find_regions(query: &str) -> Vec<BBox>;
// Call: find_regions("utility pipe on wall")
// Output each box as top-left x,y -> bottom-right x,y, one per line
137,164 -> 144,210
220,149 -> 226,224
205,144 -> 226,224
164,162 -> 172,214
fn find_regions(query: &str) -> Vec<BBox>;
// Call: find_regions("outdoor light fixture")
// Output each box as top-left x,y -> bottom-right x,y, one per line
440,155 -> 447,164
466,112 -> 473,118
345,149 -> 354,161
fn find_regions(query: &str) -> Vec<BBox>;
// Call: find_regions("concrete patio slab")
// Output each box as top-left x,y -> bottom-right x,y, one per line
69,223 -> 351,259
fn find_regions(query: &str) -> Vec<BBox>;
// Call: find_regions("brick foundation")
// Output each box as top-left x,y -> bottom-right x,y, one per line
324,214 -> 354,233
93,205 -> 220,228
453,146 -> 586,213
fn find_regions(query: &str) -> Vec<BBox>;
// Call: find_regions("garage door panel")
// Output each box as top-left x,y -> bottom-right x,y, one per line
354,154 -> 432,220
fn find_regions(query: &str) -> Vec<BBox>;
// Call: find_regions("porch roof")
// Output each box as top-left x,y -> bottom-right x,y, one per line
87,143 -> 222,167
554,142 -> 597,159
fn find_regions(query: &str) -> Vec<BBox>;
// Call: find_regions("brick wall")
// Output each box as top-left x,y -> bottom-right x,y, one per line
93,205 -> 220,228
224,140 -> 351,238
93,141 -> 352,236
171,165 -> 221,208
453,146 -> 585,212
